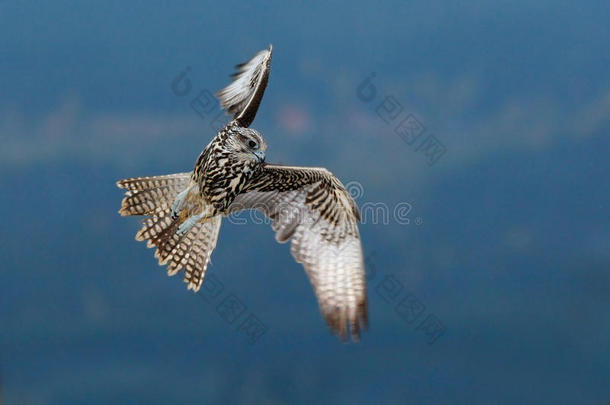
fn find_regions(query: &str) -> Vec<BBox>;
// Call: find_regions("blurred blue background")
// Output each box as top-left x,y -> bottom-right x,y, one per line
1,1 -> 608,403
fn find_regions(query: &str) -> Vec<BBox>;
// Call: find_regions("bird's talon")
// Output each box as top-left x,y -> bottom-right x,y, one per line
176,213 -> 204,235
171,187 -> 191,220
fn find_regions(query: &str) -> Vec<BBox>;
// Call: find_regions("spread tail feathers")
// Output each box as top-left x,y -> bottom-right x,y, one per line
116,173 -> 222,291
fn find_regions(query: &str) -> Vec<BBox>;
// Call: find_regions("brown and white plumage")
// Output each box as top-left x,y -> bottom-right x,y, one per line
216,45 -> 272,128
117,174 -> 222,291
117,45 -> 368,341
229,164 -> 367,340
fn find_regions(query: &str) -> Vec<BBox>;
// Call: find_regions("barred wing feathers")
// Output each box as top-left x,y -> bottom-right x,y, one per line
216,45 -> 273,128
229,164 -> 368,341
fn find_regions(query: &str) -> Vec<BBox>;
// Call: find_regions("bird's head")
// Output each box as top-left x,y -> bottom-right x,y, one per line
225,126 -> 267,165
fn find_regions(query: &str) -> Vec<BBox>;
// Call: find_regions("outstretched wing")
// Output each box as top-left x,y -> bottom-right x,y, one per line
117,174 -> 222,291
228,164 -> 368,341
216,45 -> 273,127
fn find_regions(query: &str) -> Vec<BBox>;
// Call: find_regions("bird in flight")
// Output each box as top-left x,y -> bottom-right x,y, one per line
117,46 -> 368,341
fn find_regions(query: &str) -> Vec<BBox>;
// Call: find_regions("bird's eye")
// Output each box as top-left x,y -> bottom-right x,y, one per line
248,140 -> 258,149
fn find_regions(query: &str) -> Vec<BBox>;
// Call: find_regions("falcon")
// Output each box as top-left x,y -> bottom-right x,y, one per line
117,46 -> 368,340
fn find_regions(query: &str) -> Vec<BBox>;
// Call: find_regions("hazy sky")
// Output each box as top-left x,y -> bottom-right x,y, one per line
1,1 -> 608,404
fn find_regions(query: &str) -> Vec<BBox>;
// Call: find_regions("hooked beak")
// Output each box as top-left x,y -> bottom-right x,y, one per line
253,150 -> 265,162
